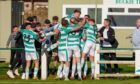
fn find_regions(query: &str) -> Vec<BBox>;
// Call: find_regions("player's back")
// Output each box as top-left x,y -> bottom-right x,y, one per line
20,29 -> 37,52
85,24 -> 97,43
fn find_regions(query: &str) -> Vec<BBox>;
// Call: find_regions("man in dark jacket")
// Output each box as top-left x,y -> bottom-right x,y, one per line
99,19 -> 119,73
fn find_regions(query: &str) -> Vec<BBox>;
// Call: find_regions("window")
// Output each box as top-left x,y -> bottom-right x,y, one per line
128,8 -> 140,13
63,5 -> 103,25
106,5 -> 140,27
108,8 -> 124,12
88,8 -> 102,24
66,8 -> 81,15
107,15 -> 140,27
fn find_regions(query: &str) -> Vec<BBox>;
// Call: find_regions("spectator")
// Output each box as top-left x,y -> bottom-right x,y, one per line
99,19 -> 119,73
43,19 -> 54,74
132,19 -> 140,48
52,16 -> 59,26
43,19 -> 54,47
34,22 -> 42,67
51,16 -> 60,74
6,26 -> 19,67
32,16 -> 38,23
132,19 -> 140,72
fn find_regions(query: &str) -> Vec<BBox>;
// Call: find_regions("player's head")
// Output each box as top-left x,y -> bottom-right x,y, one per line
84,15 -> 90,23
70,17 -> 78,24
44,19 -> 51,27
31,23 -> 37,31
136,19 -> 140,28
32,16 -> 38,23
26,16 -> 34,23
25,23 -> 32,30
88,19 -> 95,26
84,15 -> 90,19
104,19 -> 111,27
52,16 -> 59,24
61,18 -> 68,27
74,9 -> 81,19
12,25 -> 19,32
36,22 -> 42,31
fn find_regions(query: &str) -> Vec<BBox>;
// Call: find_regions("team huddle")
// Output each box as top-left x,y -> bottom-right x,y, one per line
7,9 -> 117,80
55,16 -> 97,80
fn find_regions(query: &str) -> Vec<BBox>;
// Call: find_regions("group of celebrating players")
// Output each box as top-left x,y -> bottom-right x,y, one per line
7,9 -> 113,80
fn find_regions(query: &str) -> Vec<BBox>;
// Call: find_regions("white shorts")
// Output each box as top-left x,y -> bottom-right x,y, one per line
83,41 -> 96,56
58,50 -> 70,61
68,46 -> 81,58
25,52 -> 39,61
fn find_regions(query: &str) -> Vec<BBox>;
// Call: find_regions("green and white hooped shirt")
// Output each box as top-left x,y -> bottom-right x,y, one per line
20,29 -> 37,52
84,24 -> 98,43
58,27 -> 72,51
67,24 -> 81,47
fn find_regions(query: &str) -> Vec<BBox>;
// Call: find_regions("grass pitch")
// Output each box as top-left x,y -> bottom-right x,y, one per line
0,62 -> 140,84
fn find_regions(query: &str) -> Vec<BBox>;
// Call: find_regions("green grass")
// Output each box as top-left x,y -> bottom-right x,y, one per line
0,62 -> 139,84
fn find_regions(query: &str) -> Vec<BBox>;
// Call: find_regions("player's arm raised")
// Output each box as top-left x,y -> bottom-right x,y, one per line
71,17 -> 87,32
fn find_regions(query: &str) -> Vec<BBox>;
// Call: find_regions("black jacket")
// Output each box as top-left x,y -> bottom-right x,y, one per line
15,32 -> 24,48
99,26 -> 119,48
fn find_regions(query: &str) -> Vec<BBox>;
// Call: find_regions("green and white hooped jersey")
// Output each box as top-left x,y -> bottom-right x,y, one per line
58,27 -> 72,51
85,24 -> 98,43
67,24 -> 81,47
20,29 -> 37,52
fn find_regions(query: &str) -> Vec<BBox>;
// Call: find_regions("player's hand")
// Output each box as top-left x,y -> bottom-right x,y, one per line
40,37 -> 46,42
56,41 -> 59,44
99,37 -> 105,41
126,35 -> 132,39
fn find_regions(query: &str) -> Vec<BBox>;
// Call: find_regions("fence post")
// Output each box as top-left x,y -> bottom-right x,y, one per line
94,44 -> 100,79
41,44 -> 48,80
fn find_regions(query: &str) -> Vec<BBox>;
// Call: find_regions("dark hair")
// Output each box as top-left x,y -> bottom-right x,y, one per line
32,16 -> 37,19
36,22 -> 41,27
24,23 -> 32,28
52,16 -> 59,21
32,16 -> 38,22
104,19 -> 111,25
12,25 -> 18,29
85,15 -> 90,18
44,19 -> 51,24
61,18 -> 68,27
31,23 -> 36,28
26,16 -> 33,22
88,19 -> 95,23
74,9 -> 81,14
